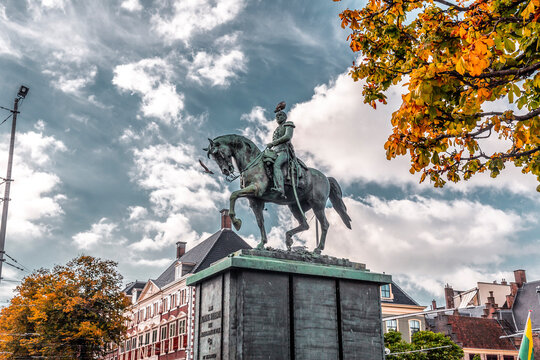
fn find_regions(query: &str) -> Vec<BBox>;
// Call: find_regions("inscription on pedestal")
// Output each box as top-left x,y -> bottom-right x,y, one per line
198,275 -> 223,360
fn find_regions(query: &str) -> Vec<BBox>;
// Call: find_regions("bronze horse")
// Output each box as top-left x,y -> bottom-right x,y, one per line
205,134 -> 351,254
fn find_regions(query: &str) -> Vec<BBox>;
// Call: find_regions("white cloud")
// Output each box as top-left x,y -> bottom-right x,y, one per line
113,58 -> 184,124
133,258 -> 173,267
151,0 -> 245,43
285,195 -> 528,298
0,129 -> 66,242
121,0 -> 142,12
123,141 -> 230,253
131,142 -> 228,215
129,213 -> 199,251
128,206 -> 148,221
239,106 -> 273,148
188,49 -> 246,87
72,218 -> 124,249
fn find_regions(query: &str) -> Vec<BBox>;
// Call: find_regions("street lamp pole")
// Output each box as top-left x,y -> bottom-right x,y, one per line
0,86 -> 29,283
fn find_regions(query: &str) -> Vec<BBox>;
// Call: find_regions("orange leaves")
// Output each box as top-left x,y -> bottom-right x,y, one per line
336,0 -> 540,189
0,256 -> 128,358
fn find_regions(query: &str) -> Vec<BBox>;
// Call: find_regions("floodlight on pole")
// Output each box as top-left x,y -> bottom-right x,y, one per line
0,85 -> 29,283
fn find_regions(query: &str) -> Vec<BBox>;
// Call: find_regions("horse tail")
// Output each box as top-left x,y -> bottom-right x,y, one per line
328,177 -> 352,229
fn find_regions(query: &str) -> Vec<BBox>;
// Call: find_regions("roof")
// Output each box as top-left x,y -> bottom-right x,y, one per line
512,280 -> 540,331
123,280 -> 146,295
458,289 -> 478,308
382,281 -> 421,306
445,315 -> 516,350
152,229 -> 252,289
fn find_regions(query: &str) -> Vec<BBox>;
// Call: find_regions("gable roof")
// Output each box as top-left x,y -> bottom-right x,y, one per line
512,280 -> 540,331
445,315 -> 516,350
382,281 -> 421,306
152,229 -> 252,289
123,280 -> 146,295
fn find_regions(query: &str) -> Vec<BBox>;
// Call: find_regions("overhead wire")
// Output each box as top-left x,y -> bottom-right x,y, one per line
3,252 -> 31,273
3,261 -> 25,272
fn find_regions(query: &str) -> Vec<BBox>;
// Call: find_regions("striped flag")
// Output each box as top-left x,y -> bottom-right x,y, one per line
519,311 -> 535,360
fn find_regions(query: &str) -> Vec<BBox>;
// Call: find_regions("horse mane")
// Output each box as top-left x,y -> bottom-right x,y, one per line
213,134 -> 261,154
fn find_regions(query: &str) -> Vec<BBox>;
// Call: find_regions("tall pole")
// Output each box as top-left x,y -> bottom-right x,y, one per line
0,96 -> 20,282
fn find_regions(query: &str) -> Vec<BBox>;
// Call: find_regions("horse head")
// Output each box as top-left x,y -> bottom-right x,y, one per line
203,137 -> 235,176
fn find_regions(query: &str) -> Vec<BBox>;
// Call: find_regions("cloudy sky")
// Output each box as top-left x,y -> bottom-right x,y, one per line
0,0 -> 539,307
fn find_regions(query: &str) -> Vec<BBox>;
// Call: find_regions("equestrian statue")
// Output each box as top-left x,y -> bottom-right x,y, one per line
203,102 -> 351,254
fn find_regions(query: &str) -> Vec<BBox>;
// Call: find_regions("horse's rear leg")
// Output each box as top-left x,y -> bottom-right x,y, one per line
249,199 -> 267,249
313,206 -> 330,254
285,203 -> 310,251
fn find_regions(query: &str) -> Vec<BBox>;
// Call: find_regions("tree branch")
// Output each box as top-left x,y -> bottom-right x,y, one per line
432,0 -> 469,11
477,62 -> 540,79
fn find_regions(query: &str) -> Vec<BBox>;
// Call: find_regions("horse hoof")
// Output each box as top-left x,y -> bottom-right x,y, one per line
233,218 -> 242,231
256,242 -> 265,250
313,248 -> 321,255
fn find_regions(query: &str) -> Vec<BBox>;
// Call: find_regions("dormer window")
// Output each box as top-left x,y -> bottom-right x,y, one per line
381,284 -> 392,299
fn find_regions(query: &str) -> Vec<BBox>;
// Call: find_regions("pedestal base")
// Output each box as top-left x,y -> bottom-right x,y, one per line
187,249 -> 391,360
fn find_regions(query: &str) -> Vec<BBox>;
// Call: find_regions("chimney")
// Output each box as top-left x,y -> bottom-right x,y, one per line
220,209 -> 232,230
176,241 -> 186,259
445,284 -> 455,309
483,291 -> 498,318
501,278 -> 507,285
514,269 -> 526,288
432,299 -> 437,310
132,289 -> 140,304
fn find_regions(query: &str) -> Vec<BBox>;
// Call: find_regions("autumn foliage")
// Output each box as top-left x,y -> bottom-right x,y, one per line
336,0 -> 540,189
0,256 -> 129,359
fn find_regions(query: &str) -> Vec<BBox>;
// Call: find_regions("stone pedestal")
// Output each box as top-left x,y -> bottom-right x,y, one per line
186,249 -> 391,360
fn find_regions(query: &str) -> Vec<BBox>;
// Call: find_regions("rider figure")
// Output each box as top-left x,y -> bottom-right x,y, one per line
267,106 -> 295,198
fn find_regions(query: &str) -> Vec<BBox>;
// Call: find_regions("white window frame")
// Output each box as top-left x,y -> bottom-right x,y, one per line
385,319 -> 398,333
409,319 -> 421,341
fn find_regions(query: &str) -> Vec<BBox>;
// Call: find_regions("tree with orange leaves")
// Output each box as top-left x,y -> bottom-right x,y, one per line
0,256 -> 129,359
336,0 -> 540,190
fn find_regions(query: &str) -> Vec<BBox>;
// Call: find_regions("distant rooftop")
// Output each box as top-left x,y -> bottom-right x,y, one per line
512,279 -> 540,331
152,228 -> 252,289
382,281 -> 421,306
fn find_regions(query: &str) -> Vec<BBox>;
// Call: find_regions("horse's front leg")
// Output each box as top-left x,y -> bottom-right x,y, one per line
229,184 -> 259,231
249,199 -> 267,249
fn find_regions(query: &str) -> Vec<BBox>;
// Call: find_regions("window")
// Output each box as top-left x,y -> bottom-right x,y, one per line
152,329 -> 158,343
144,332 -> 150,345
178,318 -> 186,334
381,284 -> 391,298
486,356 -> 498,360
161,326 -> 167,340
126,340 -> 131,351
469,355 -> 480,360
503,356 -> 515,360
386,319 -> 397,332
132,337 -> 137,349
170,322 -> 177,338
409,320 -> 421,338
138,335 -> 143,348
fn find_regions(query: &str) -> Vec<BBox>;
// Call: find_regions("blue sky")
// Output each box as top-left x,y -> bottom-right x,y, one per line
0,0 -> 539,307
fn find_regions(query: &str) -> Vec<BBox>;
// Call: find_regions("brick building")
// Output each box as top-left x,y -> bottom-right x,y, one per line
430,269 -> 540,360
104,210 -> 251,360
428,313 -> 518,360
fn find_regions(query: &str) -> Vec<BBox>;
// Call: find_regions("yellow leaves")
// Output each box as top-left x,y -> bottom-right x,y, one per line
522,0 -> 537,19
456,57 -> 467,75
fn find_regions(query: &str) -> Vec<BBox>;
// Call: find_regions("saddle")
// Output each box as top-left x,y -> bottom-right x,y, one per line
262,148 -> 309,188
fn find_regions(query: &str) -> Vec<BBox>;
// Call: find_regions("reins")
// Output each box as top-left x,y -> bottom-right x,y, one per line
225,150 -> 264,183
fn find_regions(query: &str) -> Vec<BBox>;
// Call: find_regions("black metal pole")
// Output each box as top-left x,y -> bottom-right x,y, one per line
0,96 -> 19,282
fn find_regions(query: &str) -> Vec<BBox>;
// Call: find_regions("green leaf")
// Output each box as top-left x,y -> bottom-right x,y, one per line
504,38 -> 515,52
